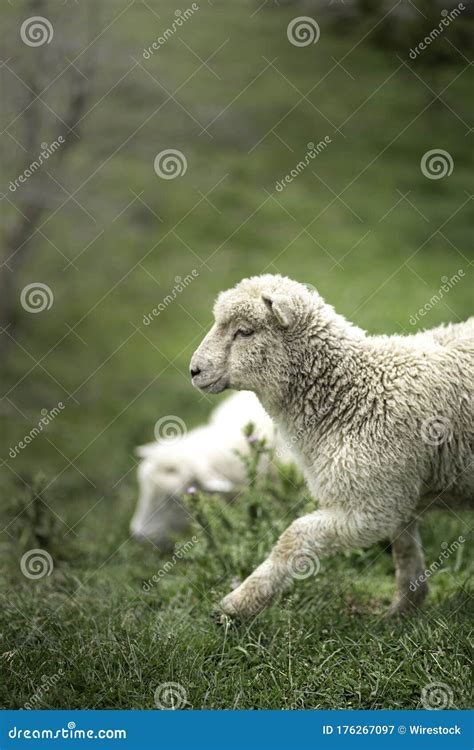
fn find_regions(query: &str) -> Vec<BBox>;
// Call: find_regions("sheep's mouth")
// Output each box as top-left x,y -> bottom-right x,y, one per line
194,376 -> 228,394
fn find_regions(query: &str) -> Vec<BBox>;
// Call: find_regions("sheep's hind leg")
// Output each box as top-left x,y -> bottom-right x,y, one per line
386,519 -> 428,616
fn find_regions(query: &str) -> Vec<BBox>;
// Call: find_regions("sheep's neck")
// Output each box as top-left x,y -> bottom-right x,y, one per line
259,312 -> 375,448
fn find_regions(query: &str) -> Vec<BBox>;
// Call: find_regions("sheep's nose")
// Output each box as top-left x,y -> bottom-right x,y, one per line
190,365 -> 201,378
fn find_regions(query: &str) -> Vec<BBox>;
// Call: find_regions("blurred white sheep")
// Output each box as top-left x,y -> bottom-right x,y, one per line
130,391 -> 292,547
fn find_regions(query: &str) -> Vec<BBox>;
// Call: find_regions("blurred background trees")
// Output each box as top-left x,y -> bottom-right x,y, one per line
0,0 -> 99,353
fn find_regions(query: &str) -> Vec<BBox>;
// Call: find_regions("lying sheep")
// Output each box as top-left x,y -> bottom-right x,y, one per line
190,274 -> 473,618
131,391 -> 292,547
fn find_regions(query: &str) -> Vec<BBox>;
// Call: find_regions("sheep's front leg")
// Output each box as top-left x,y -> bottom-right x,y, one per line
386,519 -> 428,616
219,510 -> 383,619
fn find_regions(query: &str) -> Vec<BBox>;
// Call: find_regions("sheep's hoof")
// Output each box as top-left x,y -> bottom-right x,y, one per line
211,610 -> 239,628
212,592 -> 248,626
383,600 -> 420,619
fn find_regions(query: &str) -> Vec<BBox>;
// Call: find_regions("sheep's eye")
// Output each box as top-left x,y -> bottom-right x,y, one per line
233,329 -> 254,340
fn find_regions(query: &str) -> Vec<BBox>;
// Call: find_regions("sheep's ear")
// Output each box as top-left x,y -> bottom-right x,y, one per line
261,293 -> 294,328
194,465 -> 234,494
201,476 -> 234,494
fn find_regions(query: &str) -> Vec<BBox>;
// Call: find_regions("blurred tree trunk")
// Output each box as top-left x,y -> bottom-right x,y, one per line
0,0 -> 96,359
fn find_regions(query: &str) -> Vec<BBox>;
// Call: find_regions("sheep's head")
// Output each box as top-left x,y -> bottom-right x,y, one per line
131,437 -> 234,547
190,275 -> 316,400
130,446 -> 193,548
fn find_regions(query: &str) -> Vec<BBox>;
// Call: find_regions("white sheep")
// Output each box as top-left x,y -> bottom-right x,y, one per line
190,274 -> 473,618
130,391 -> 293,547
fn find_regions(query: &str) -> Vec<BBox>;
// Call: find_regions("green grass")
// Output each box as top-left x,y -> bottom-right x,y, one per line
0,458 -> 472,710
0,0 -> 472,710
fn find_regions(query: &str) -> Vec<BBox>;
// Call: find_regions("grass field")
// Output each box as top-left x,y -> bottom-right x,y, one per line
0,0 -> 472,710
